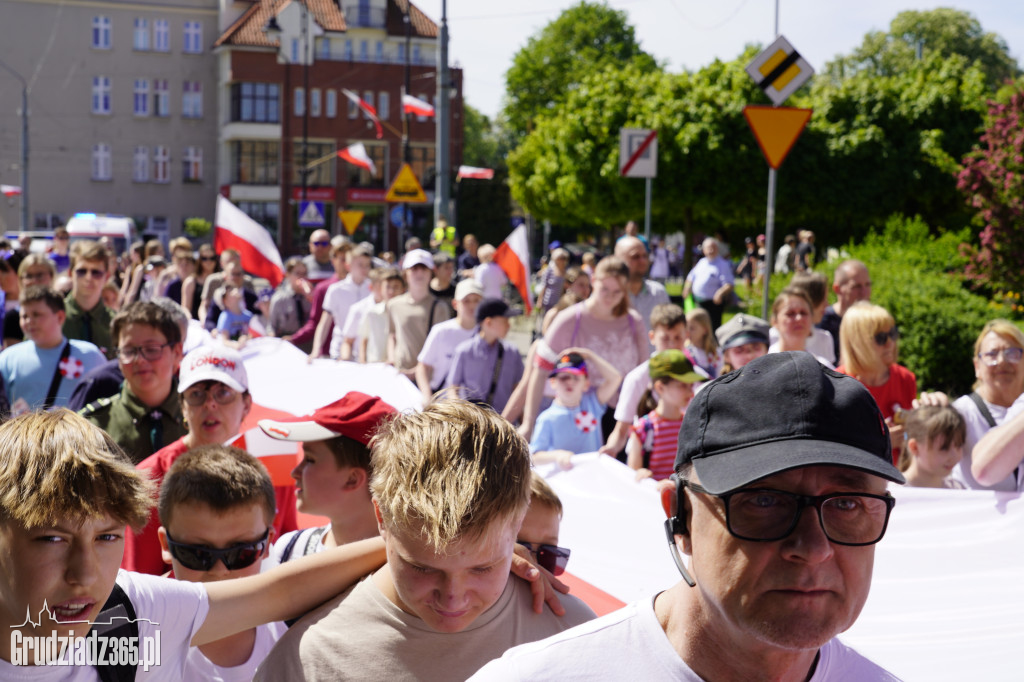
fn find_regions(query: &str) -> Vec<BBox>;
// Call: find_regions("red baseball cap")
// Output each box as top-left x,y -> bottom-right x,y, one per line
257,392 -> 396,444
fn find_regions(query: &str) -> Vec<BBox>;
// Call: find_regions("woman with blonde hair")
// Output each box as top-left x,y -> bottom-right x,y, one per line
837,301 -> 916,463
951,319 -> 1024,489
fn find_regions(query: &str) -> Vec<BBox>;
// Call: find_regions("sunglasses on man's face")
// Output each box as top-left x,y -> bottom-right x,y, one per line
873,327 -> 899,346
517,541 -> 571,576
165,529 -> 269,571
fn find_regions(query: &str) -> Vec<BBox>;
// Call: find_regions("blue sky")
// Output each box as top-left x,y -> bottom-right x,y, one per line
421,0 -> 1024,119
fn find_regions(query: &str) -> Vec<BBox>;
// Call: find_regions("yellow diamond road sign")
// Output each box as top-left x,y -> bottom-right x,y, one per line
746,35 -> 814,107
385,163 -> 428,203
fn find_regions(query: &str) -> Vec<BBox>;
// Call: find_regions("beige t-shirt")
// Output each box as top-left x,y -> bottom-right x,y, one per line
386,293 -> 453,373
255,574 -> 595,681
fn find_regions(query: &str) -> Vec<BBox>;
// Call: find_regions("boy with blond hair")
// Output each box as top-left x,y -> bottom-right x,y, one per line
158,444 -> 285,679
0,409 -> 386,677
256,400 -> 594,681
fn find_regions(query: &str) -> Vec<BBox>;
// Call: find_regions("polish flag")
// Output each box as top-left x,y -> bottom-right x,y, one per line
1,185 -> 21,197
493,224 -> 533,314
214,196 -> 285,287
341,89 -> 383,139
402,94 -> 435,117
457,165 -> 494,180
337,143 -> 377,176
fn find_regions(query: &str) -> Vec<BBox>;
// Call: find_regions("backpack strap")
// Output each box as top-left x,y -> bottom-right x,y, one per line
92,583 -> 138,682
43,341 -> 72,410
969,391 -> 998,429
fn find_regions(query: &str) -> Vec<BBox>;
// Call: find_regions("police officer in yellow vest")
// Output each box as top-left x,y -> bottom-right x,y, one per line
430,218 -> 459,258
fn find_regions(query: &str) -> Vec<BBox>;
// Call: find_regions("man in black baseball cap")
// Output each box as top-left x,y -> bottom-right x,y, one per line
472,352 -> 904,681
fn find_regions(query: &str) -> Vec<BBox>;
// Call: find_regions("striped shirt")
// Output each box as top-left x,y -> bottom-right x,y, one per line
631,411 -> 684,480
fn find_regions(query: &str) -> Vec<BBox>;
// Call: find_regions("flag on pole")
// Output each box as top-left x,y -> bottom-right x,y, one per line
214,196 -> 285,287
341,89 -> 383,139
337,143 -> 377,176
402,94 -> 435,118
493,224 -> 533,314
457,166 -> 494,180
0,185 -> 22,197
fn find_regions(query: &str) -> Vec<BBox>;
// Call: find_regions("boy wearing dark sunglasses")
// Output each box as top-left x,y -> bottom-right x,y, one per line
63,240 -> 116,360
157,444 -> 285,679
517,475 -> 571,577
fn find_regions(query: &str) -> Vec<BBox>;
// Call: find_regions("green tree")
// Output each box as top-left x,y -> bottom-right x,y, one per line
956,87 -> 1024,292
825,8 -> 1019,90
503,1 -> 658,141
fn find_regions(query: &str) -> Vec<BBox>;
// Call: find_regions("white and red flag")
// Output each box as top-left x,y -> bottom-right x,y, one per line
341,89 -> 383,139
337,143 -> 377,176
214,196 -> 285,287
402,94 -> 435,118
1,185 -> 22,197
493,224 -> 533,314
457,165 -> 494,180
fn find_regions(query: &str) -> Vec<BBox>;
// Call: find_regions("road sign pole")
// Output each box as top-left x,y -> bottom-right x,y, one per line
761,168 -> 777,320
644,177 -> 652,243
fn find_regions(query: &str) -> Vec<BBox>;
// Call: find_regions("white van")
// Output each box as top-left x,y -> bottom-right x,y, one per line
65,214 -> 136,256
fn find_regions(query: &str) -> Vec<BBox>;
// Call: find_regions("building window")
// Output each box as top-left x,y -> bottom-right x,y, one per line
413,44 -> 421,64
292,141 -> 335,186
92,16 -> 111,49
183,146 -> 202,182
310,89 -> 321,117
347,92 -> 358,119
230,83 -> 280,123
318,38 -> 331,60
183,21 -> 202,53
325,89 -> 337,118
362,91 -> 374,119
183,81 -> 202,118
235,201 -> 279,240
154,146 -> 170,183
230,141 -> 279,185
91,144 -> 112,181
133,146 -> 150,182
375,41 -> 383,62
409,145 -> 436,189
133,79 -> 150,116
347,143 -> 386,187
378,92 -> 390,121
154,20 -> 169,52
92,77 -> 111,115
397,43 -> 405,63
359,40 -> 368,61
294,87 -> 305,116
154,79 -> 170,116
133,18 -> 149,51
344,40 -> 353,60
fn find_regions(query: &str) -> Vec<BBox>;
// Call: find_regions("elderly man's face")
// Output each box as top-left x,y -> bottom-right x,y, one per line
681,465 -> 883,652
835,266 -> 871,309
702,240 -> 718,259
309,230 -> 331,261
618,240 -> 650,278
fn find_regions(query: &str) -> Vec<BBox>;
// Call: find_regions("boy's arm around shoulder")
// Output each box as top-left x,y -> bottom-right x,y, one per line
193,537 -> 385,647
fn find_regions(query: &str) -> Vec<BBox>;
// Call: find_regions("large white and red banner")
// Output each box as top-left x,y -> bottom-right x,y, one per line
214,196 -> 284,287
493,225 -> 533,314
457,166 -> 495,180
231,340 -> 1021,681
337,143 -> 377,176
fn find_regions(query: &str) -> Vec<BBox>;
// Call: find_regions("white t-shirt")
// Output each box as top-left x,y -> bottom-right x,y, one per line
184,621 -> 286,682
359,301 -> 390,364
417,318 -> 477,389
322,276 -> 370,358
0,570 -> 208,681
474,262 -> 508,299
769,326 -> 837,365
340,294 -> 376,345
470,595 -> 900,682
615,359 -> 652,424
951,393 -> 1018,490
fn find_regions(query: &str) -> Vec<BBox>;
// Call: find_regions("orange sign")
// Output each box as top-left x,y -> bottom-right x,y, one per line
338,210 -> 364,235
743,106 -> 812,170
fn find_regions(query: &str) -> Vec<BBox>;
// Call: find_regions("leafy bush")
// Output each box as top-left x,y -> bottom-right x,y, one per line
184,217 -> 212,239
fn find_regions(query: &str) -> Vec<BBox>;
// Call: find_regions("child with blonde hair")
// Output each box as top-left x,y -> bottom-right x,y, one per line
684,308 -> 723,378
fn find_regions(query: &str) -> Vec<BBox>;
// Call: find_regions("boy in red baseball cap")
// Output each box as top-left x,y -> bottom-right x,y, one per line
258,392 -> 396,562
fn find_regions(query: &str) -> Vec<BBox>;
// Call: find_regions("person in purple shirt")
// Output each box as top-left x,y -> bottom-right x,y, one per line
446,298 -> 524,413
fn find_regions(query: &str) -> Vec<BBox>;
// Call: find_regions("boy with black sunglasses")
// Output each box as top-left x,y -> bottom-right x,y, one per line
158,444 -> 286,679
517,474 -> 571,577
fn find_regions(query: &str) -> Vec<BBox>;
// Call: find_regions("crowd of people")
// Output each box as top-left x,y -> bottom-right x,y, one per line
0,220 -> 1022,680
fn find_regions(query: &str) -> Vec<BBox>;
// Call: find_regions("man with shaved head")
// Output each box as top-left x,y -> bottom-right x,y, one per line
682,238 -> 734,331
614,236 -> 669,341
819,260 -> 872,361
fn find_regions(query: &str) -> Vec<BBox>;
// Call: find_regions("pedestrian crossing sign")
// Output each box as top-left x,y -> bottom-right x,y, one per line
298,201 -> 325,227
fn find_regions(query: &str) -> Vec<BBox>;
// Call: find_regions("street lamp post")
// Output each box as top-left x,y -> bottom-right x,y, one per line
435,0 -> 450,227
0,58 -> 29,230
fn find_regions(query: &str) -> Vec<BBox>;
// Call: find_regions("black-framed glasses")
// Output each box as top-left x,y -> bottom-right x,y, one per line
679,479 -> 895,546
978,347 -> 1023,367
117,343 -> 170,363
200,255 -> 217,262
183,382 -> 240,406
517,541 -> 571,575
73,267 -> 106,279
873,327 -> 899,346
165,529 -> 269,571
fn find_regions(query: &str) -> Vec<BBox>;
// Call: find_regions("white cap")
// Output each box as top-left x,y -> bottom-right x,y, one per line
178,345 -> 248,393
454,279 -> 484,301
402,248 -> 434,270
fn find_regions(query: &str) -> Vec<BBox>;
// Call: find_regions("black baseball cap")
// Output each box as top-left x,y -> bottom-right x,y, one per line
475,298 -> 519,325
676,352 -> 904,494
